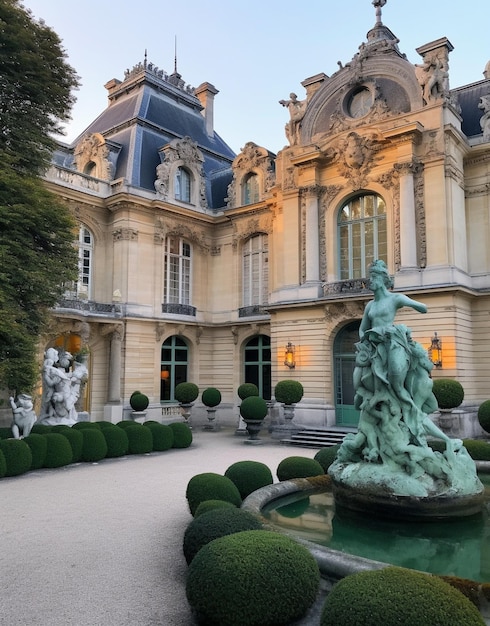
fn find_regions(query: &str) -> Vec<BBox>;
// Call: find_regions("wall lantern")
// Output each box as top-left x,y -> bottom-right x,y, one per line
284,342 -> 296,369
428,332 -> 442,368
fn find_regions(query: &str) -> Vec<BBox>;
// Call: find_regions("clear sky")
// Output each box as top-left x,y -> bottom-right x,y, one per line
23,0 -> 490,155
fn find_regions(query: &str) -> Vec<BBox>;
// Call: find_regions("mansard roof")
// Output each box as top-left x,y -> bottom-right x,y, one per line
65,59 -> 235,210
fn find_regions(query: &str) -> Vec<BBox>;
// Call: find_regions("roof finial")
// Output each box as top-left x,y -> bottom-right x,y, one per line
372,0 -> 387,25
144,49 -> 147,69
174,36 -> 178,74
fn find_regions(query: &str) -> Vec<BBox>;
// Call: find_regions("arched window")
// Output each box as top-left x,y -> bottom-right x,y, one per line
65,224 -> 93,299
242,173 -> 259,205
83,162 -> 96,176
164,236 -> 191,305
338,194 -> 387,279
242,234 -> 268,307
160,336 -> 189,402
175,167 -> 191,202
244,335 -> 271,400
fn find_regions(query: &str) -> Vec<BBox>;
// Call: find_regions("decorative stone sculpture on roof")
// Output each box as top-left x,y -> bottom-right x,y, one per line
73,133 -> 115,180
279,93 -> 307,146
478,95 -> 490,141
226,142 -> 275,208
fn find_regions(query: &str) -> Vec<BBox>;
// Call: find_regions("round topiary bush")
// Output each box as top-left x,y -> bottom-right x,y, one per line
320,566 -> 485,626
183,507 -> 263,564
237,383 -> 259,400
24,433 -> 48,470
224,460 -> 273,499
31,424 -> 52,435
59,427 -> 84,463
102,425 -> 129,458
315,444 -> 341,472
72,421 -> 101,430
43,433 -> 73,468
144,422 -> 174,451
116,419 -> 142,429
175,382 -> 199,404
96,420 -> 117,430
194,499 -> 238,518
129,392 -> 149,412
169,422 -> 193,448
274,379 -> 304,405
0,448 -> 6,478
186,530 -> 320,626
463,438 -> 490,461
80,427 -> 108,462
51,424 -> 71,433
125,424 -> 153,454
0,427 -> 14,439
239,396 -> 268,421
0,438 -> 32,476
477,400 -> 490,434
277,456 -> 325,481
186,472 -> 242,516
201,387 -> 221,408
432,378 -> 464,410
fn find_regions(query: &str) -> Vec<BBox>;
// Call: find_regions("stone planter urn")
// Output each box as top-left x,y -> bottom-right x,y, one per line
240,396 -> 268,445
202,387 -> 221,431
244,419 -> 263,442
180,403 -> 194,426
175,382 -> 199,429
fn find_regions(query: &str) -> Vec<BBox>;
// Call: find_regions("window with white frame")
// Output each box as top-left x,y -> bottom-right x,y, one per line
242,234 -> 268,306
338,194 -> 387,280
64,225 -> 93,299
242,173 -> 259,205
175,167 -> 191,203
164,236 -> 191,304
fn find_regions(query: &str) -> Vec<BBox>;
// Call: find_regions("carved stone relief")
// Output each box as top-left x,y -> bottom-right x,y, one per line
335,131 -> 384,190
231,212 -> 273,248
226,142 -> 276,208
73,133 -> 115,181
154,217 -> 210,254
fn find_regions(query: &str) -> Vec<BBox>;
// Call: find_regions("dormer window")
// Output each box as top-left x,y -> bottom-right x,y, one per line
175,167 -> 191,203
243,173 -> 259,205
84,162 -> 96,176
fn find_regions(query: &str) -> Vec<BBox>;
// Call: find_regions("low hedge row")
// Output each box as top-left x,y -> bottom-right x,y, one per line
0,419 -> 192,479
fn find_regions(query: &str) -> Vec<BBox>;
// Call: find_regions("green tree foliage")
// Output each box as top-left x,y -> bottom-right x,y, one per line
0,0 -> 79,175
0,1 -> 79,392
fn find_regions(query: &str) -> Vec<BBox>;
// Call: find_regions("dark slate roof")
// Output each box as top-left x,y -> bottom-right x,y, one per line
452,78 -> 490,138
65,64 -> 235,210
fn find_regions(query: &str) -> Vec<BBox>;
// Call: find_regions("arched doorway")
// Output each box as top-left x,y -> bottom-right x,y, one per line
160,336 -> 189,402
334,321 -> 360,426
243,335 -> 271,400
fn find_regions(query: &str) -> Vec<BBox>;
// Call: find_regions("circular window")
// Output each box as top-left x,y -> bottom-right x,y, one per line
347,88 -> 373,119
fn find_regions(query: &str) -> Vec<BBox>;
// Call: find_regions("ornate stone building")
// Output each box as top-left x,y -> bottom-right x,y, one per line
18,4 -> 490,428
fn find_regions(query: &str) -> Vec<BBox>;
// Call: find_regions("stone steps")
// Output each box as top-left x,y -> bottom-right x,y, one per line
280,427 -> 357,448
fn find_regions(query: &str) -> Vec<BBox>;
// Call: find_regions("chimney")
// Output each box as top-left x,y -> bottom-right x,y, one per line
195,82 -> 219,137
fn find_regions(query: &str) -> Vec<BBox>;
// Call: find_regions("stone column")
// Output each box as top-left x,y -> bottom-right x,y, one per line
107,325 -> 124,403
396,162 -> 418,269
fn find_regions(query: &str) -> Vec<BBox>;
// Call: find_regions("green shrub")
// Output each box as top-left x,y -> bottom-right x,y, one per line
126,424 -> 153,454
432,378 -> 464,410
186,530 -> 320,626
224,460 -> 273,499
102,425 -> 129,458
428,439 -> 447,453
237,383 -> 259,400
31,424 -> 52,435
59,428 -> 84,463
477,400 -> 490,434
194,500 -> 238,518
201,387 -> 221,408
169,422 -> 193,448
320,566 -> 485,626
274,379 -> 304,405
463,439 -> 490,461
72,421 -> 101,430
315,445 -> 340,472
129,392 -> 149,412
51,424 -> 71,433
43,433 -> 73,468
175,382 -> 199,404
186,472 -> 242,516
0,427 -> 13,439
277,456 -> 324,481
183,507 -> 263,564
117,420 -> 142,429
0,439 -> 32,476
80,428 -> 108,462
96,421 -> 116,430
0,449 -> 6,478
24,433 -> 48,470
144,422 -> 174,451
239,396 -> 268,421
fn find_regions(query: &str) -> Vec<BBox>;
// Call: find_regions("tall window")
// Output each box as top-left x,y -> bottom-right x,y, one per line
242,173 -> 259,205
64,225 -> 93,299
164,236 -> 191,304
244,335 -> 271,400
243,234 -> 268,306
338,194 -> 387,280
160,336 -> 189,402
175,167 -> 191,202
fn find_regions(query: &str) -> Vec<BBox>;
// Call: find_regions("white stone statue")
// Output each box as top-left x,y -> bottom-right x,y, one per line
10,394 -> 37,439
478,95 -> 490,141
279,93 -> 307,146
